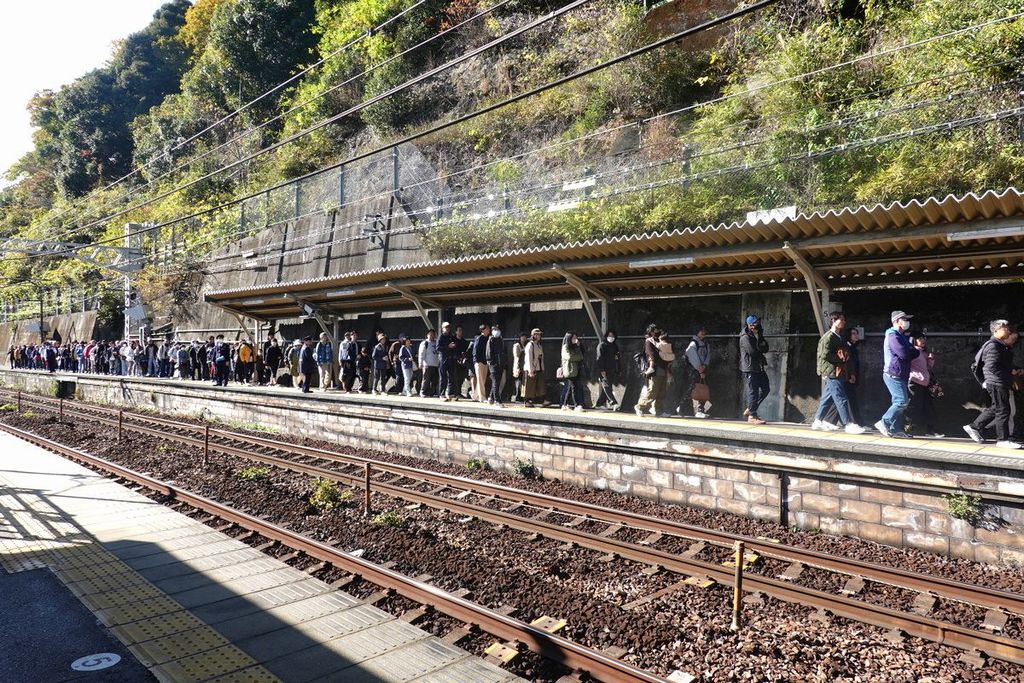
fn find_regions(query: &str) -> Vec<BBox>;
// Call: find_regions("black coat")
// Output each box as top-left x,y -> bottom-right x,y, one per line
299,345 -> 317,374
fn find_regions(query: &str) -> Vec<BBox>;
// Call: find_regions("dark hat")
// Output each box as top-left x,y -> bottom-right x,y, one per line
890,310 -> 913,322
302,335 -> 312,341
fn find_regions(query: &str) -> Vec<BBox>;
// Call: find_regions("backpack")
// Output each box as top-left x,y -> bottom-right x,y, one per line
632,351 -> 650,375
972,340 -> 994,385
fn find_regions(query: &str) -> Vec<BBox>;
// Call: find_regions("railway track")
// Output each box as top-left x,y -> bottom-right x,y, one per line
0,418 -> 668,683
6,389 -> 1024,668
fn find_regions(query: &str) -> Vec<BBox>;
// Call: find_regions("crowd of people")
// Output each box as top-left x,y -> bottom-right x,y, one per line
5,310 -> 1022,448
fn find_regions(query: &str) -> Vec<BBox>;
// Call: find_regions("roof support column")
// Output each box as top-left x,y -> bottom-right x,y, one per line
552,264 -> 609,339
385,283 -> 441,331
782,243 -> 831,336
228,312 -> 255,342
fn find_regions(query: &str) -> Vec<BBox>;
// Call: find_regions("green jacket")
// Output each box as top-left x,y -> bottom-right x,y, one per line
816,331 -> 846,378
561,345 -> 583,379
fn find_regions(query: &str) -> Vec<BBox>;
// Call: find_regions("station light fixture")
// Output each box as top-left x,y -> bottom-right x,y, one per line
947,225 -> 1024,241
627,255 -> 695,269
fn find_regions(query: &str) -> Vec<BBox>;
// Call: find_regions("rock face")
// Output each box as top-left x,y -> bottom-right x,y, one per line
644,0 -> 740,48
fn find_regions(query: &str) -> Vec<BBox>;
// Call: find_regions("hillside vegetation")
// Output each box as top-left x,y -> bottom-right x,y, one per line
2,0 -> 1023,314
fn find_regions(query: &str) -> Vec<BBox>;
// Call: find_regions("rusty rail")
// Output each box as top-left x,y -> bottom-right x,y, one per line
0,420 -> 668,683
8,390 -> 1024,666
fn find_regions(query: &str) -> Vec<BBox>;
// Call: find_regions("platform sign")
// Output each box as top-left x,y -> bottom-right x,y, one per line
70,653 -> 121,672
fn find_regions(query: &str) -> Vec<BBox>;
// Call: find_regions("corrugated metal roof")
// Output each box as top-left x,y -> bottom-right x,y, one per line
205,187 -> 1024,316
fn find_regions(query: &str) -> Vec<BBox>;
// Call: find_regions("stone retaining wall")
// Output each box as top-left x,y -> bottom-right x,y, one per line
3,369 -> 1023,566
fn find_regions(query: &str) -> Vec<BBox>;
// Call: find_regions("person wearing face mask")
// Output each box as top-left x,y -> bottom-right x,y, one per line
964,319 -> 1020,449
682,326 -> 711,418
875,310 -> 919,438
486,323 -> 506,406
595,330 -> 620,410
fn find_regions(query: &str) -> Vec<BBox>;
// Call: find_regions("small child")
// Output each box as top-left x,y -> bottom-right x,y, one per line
356,346 -> 372,393
655,333 -> 675,368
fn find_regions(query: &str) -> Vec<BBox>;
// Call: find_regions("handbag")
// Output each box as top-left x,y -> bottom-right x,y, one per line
691,381 -> 710,403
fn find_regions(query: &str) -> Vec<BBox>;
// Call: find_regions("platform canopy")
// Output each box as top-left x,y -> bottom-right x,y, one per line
205,187 -> 1024,335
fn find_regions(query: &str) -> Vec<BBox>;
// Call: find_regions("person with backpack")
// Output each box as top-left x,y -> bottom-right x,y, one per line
212,335 -> 231,387
964,319 -> 1020,449
875,310 -> 919,438
739,315 -> 770,425
682,326 -> 711,418
811,312 -> 867,434
418,329 -> 440,398
486,324 -> 506,406
635,324 -> 667,417
299,336 -> 316,394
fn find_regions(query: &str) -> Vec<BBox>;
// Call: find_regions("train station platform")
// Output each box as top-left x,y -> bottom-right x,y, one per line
0,427 -> 519,683
3,367 -> 1024,566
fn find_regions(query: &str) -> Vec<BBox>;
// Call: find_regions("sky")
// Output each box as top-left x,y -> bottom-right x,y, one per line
0,0 -> 170,178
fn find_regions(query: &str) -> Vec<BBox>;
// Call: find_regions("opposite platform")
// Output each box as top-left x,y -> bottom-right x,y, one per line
0,428 -> 519,683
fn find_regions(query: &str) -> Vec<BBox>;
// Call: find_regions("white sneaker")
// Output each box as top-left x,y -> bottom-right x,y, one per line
634,405 -> 645,417
844,423 -> 867,435
574,405 -> 584,412
811,419 -> 824,431
874,420 -> 891,437
694,411 -> 707,419
963,425 -> 984,444
812,420 -> 840,431
560,405 -> 570,411
996,440 -> 1022,449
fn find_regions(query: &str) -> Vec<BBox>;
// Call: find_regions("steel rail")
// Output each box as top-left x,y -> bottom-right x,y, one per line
8,402 -> 1024,666
11,389 -> 1024,622
0,420 -> 668,683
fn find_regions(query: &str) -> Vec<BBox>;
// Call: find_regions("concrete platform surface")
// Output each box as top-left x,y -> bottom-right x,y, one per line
0,430 -> 520,683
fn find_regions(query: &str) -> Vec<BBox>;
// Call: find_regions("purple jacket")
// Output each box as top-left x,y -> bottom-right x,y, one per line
882,327 -> 919,380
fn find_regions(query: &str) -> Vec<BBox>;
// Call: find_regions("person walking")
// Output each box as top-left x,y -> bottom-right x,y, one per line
472,324 -> 491,402
399,337 -> 415,397
371,333 -> 390,395
875,310 -> 919,438
299,336 -> 316,394
964,320 -> 1020,449
595,330 -> 620,410
314,333 -> 334,391
418,329 -> 440,397
811,312 -> 866,434
523,328 -> 547,407
437,322 -> 455,401
739,315 -> 770,425
683,326 -> 711,418
559,332 -> 585,411
635,325 -> 667,417
486,324 -> 506,406
339,331 -> 358,392
908,334 -> 941,437
265,338 -> 284,386
212,335 -> 231,387
511,332 -> 529,403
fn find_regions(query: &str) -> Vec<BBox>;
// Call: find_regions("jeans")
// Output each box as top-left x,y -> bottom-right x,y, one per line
881,374 -> 910,433
973,383 -> 1011,441
438,361 -> 452,398
744,371 -> 770,418
814,377 -> 852,425
401,366 -> 414,395
488,364 -> 503,402
147,358 -> 158,376
560,376 -> 583,407
159,358 -> 170,377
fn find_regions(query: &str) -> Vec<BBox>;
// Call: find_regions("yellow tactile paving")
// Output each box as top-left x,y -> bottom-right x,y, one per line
150,643 -> 264,682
